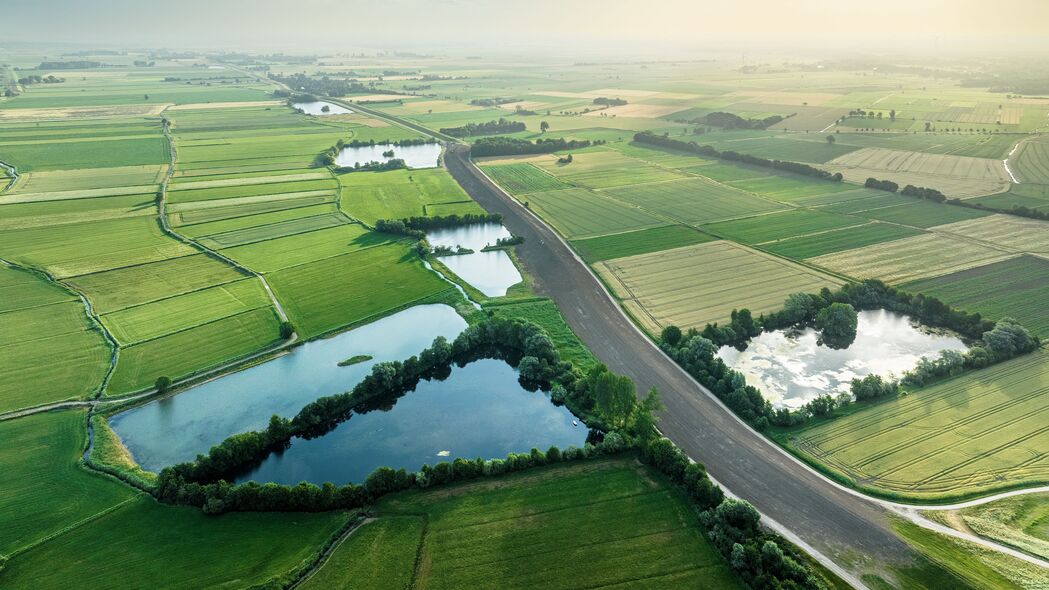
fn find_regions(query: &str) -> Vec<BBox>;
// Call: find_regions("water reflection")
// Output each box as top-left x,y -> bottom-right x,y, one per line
427,223 -> 522,297
292,101 -> 354,116
335,142 -> 441,169
717,310 -> 967,408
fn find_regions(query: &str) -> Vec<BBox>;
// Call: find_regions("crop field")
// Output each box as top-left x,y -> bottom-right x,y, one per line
859,201 -> 992,228
359,457 -> 740,590
596,241 -> 844,333
930,214 -> 1049,254
0,411 -> 136,556
176,203 -> 339,238
720,173 -> 858,203
105,307 -> 283,395
520,188 -> 669,239
0,119 -> 170,172
169,194 -> 336,226
267,242 -> 453,338
534,150 -> 686,189
701,209 -> 864,244
827,132 -> 1019,160
956,493 -> 1049,560
480,163 -> 572,194
825,148 -> 1011,198
816,191 -> 917,214
808,233 -> 1011,284
970,183 -> 1049,213
221,223 -> 394,272
0,268 -> 110,412
339,168 -> 482,224
903,255 -> 1049,337
571,225 -> 715,262
601,177 -> 787,225
763,222 -> 925,259
14,165 -> 165,193
1013,138 -> 1049,184
787,351 -> 1049,501
300,517 -> 423,590
195,212 -> 348,248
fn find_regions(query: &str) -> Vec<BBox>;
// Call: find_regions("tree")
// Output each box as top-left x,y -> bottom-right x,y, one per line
781,292 -> 816,325
889,109 -> 896,121
589,367 -> 636,429
630,388 -> 663,441
144,94 -> 149,101
815,302 -> 858,349
539,121 -> 550,133
826,134 -> 836,144
279,321 -> 295,340
660,325 -> 683,347
155,376 -> 172,392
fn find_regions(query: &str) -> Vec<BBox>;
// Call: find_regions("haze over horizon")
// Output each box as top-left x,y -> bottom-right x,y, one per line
7,0 -> 1049,56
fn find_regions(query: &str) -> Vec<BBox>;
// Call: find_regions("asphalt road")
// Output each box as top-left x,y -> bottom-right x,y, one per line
443,144 -> 917,585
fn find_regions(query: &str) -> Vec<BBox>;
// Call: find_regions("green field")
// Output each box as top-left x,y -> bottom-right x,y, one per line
786,351 -> 1049,501
602,176 -> 787,225
955,493 -> 1049,560
702,208 -> 863,244
763,222 -> 925,259
339,168 -> 483,223
481,162 -> 572,194
519,188 -> 668,239
970,183 -> 1049,213
487,298 -> 597,369
221,224 -> 393,272
903,255 -> 1049,337
1014,139 -> 1049,184
300,517 -> 423,590
860,201 -> 992,228
355,457 -> 741,590
571,225 -> 715,262
535,150 -> 685,189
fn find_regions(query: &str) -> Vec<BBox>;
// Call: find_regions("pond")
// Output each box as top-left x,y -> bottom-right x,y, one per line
335,142 -> 441,169
109,304 -> 468,472
717,309 -> 967,409
427,223 -> 522,297
292,101 -> 354,116
236,358 -> 587,485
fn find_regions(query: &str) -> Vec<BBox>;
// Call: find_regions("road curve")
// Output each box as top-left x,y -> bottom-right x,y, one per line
443,144 -> 917,585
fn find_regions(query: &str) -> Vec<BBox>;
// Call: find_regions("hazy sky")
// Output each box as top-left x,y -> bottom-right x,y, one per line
7,0 -> 1049,54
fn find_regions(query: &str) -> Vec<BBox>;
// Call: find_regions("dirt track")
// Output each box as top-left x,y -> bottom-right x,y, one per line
443,143 -> 916,585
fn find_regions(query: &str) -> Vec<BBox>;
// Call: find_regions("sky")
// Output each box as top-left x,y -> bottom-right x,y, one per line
7,0 -> 1049,55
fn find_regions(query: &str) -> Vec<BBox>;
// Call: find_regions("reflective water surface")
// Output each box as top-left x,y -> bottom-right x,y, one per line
335,142 -> 441,169
427,223 -> 522,297
110,304 -> 468,471
236,358 -> 587,485
292,101 -> 354,116
717,309 -> 967,408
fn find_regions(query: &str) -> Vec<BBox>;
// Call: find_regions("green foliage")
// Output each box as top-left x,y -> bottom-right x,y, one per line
815,302 -> 858,349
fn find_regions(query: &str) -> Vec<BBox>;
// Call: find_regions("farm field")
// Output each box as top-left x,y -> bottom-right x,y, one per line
520,187 -> 669,239
930,214 -> 1049,254
953,493 -> 1049,560
299,517 -> 423,590
785,351 -> 1049,501
338,168 -> 482,223
807,233 -> 1011,284
701,208 -> 864,244
486,298 -> 597,369
534,150 -> 685,189
970,183 -> 1049,213
1013,138 -> 1049,184
363,457 -> 741,590
571,225 -> 715,262
480,162 -> 572,194
859,201 -> 992,228
595,241 -> 844,334
824,148 -> 1011,198
903,255 -> 1049,337
602,176 -> 787,225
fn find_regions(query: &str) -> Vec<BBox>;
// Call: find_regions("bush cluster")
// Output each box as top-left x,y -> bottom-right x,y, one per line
470,137 -> 603,157
440,118 -> 526,137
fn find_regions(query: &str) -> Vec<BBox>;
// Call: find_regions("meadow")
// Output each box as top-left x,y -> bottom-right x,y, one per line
701,209 -> 863,244
786,351 -> 1049,501
825,148 -> 1011,198
322,457 -> 743,590
762,222 -> 924,259
486,298 -> 597,369
595,241 -> 844,334
480,162 -> 572,194
299,517 -> 423,590
338,168 -> 482,224
930,214 -> 1049,255
602,176 -> 787,225
571,225 -> 715,262
1013,138 -> 1049,184
955,493 -> 1049,560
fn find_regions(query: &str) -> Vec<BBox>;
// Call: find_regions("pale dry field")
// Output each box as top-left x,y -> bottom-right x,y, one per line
165,101 -> 283,111
582,104 -> 687,119
931,214 -> 1049,254
826,147 -> 1011,198
0,104 -> 171,120
726,90 -> 841,107
808,233 -> 1013,284
595,241 -> 843,333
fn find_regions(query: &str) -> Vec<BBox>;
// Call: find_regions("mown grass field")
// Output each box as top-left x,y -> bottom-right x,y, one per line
971,183 -> 1049,213
860,201 -> 992,228
571,225 -> 714,263
825,147 -> 1011,199
596,241 -> 843,333
931,214 -> 1049,254
786,351 -> 1049,501
338,457 -> 742,590
1013,138 -> 1049,184
300,517 -> 423,590
903,255 -> 1049,337
534,150 -> 685,189
808,233 -> 1010,284
487,298 -> 597,369
339,168 -> 483,224
480,162 -> 572,194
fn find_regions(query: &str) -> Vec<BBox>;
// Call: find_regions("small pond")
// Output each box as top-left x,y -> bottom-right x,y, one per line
236,358 -> 587,485
717,309 -> 967,409
335,142 -> 441,169
427,223 -> 522,297
110,304 -> 468,471
292,101 -> 354,116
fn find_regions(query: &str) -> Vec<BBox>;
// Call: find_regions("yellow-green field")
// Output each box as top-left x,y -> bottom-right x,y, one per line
825,148 -> 1011,198
786,351 -> 1049,501
595,241 -> 844,333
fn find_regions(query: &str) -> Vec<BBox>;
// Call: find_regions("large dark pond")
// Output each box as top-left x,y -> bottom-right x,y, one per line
236,358 -> 587,485
717,309 -> 967,409
110,304 -> 468,471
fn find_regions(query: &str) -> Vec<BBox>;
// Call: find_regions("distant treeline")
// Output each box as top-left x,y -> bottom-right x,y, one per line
864,175 -> 1049,221
17,75 -> 64,85
698,111 -> 785,130
375,213 -> 503,239
593,97 -> 627,106
634,132 -> 841,181
471,137 -> 603,157
470,97 -> 519,107
440,118 -> 526,138
271,73 -> 401,98
37,60 -> 102,70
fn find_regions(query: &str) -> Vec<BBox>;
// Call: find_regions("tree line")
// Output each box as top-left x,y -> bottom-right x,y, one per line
439,118 -> 526,138
659,280 -> 1039,430
270,73 -> 399,98
696,111 -> 785,130
593,97 -> 628,106
470,137 -> 603,157
865,177 -> 947,202
633,132 -> 842,182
